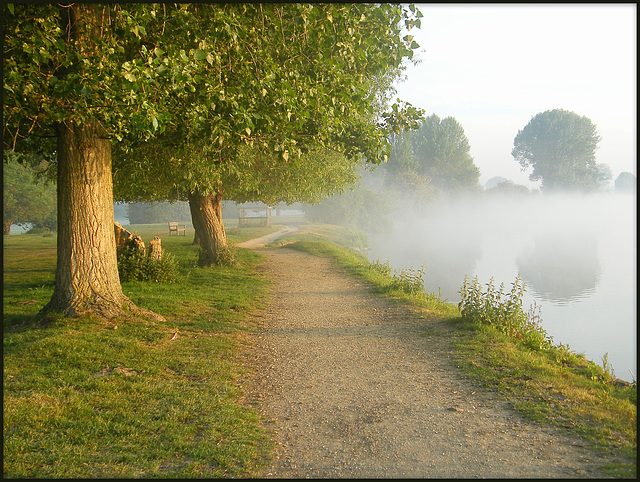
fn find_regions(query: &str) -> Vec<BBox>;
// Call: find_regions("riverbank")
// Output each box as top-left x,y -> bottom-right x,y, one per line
263,224 -> 636,477
241,245 -> 612,477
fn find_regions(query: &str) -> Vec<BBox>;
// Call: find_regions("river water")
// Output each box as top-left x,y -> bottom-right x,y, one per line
366,192 -> 636,382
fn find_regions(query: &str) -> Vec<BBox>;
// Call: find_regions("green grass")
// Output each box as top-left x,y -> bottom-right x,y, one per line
282,225 -> 636,479
3,226 -> 277,478
450,320 -> 636,477
267,223 -> 369,251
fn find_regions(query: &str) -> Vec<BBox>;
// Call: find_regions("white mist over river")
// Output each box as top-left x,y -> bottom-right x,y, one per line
366,192 -> 636,382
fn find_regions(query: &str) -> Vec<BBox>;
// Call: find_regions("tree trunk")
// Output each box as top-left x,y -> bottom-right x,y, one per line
191,214 -> 201,246
40,121 -> 163,321
3,221 -> 12,235
38,5 -> 162,321
187,189 -> 232,266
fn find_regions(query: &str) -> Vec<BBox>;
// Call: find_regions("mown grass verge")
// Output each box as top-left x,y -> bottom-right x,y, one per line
276,224 -> 636,479
3,224 -> 277,478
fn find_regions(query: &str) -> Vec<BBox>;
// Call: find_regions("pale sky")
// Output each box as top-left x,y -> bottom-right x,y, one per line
394,4 -> 637,188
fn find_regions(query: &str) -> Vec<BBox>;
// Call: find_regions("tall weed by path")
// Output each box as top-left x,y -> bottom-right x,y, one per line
457,274 -> 630,385
371,260 -> 429,297
458,275 -> 553,351
390,263 -> 427,296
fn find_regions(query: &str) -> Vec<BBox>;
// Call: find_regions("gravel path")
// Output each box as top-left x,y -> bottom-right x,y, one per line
239,234 -> 612,478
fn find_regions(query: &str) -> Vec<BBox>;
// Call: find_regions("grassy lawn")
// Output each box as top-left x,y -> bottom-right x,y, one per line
3,224 -> 277,478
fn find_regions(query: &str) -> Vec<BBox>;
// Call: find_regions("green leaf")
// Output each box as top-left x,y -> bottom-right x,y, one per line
151,116 -> 159,130
194,49 -> 207,61
8,3 -> 14,14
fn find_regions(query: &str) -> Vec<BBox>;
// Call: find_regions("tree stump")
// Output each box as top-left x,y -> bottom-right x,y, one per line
129,236 -> 146,256
114,222 -> 132,256
114,222 -> 145,256
148,236 -> 162,261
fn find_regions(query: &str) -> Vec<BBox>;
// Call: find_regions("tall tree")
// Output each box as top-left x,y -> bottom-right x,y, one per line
113,3 -> 424,265
383,114 -> 480,203
3,4 -> 186,319
382,130 -> 433,209
410,115 -> 480,193
512,109 -> 604,192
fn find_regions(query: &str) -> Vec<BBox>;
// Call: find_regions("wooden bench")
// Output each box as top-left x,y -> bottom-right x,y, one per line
168,221 -> 186,236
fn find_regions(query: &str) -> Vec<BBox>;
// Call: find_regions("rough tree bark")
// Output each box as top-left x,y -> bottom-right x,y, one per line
187,189 -> 232,266
41,122 -> 163,320
41,122 -> 134,318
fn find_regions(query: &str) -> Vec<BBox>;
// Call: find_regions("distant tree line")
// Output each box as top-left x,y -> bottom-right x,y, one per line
3,152 -> 56,234
127,201 -> 192,225
304,108 -> 635,235
615,172 -> 636,193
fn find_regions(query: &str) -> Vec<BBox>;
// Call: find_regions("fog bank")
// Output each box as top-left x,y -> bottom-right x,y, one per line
365,191 -> 636,381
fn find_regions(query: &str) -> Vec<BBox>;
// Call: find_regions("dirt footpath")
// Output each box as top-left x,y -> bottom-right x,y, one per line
240,244 -> 612,478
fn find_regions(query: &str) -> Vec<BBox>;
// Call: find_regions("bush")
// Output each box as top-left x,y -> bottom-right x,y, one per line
458,275 -> 553,351
25,226 -> 55,236
117,247 -> 178,283
370,260 -> 439,299
390,263 -> 427,296
302,183 -> 393,234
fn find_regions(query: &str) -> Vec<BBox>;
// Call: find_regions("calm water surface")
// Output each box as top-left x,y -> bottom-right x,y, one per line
367,192 -> 636,382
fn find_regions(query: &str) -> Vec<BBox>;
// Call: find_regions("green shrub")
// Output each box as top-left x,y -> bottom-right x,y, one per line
370,259 -> 392,277
117,247 -> 178,283
458,275 -> 553,351
390,263 -> 427,295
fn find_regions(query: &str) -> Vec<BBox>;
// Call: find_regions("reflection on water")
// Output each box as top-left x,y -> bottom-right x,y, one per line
369,222 -> 482,302
517,230 -> 602,304
366,192 -> 636,381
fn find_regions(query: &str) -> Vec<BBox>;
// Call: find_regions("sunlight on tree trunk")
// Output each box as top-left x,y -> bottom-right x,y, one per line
41,121 -> 164,321
188,189 -> 232,266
